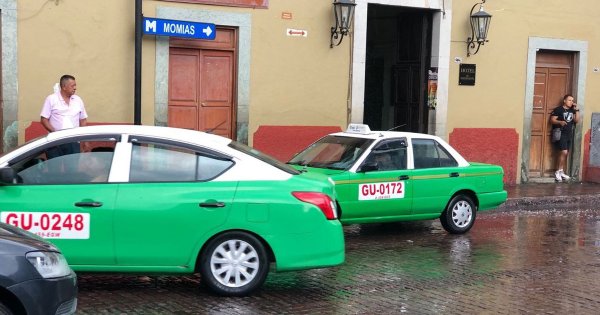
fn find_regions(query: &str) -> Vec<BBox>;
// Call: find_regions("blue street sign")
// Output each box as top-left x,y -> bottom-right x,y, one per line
143,17 -> 216,40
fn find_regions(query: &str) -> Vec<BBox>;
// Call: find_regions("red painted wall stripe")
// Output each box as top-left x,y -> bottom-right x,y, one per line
449,128 -> 518,184
253,125 -> 342,162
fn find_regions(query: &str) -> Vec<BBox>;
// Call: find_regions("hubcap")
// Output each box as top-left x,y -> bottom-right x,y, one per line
210,239 -> 259,288
451,200 -> 473,228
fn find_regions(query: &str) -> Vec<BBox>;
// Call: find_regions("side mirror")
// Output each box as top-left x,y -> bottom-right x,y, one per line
0,167 -> 17,184
358,162 -> 378,173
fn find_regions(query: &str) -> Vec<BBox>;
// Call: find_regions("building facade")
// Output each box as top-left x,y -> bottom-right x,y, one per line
2,0 -> 599,184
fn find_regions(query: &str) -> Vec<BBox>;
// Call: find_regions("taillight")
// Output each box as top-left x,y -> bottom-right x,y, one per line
292,192 -> 338,220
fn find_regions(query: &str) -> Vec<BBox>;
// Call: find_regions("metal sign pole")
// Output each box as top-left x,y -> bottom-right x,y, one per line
134,0 -> 142,125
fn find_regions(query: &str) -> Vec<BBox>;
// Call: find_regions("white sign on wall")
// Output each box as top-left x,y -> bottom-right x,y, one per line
286,28 -> 308,37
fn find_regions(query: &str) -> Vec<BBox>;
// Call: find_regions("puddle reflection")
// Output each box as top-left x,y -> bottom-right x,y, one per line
265,209 -> 600,313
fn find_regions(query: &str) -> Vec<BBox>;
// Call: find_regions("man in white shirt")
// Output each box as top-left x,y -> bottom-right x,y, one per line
40,74 -> 88,159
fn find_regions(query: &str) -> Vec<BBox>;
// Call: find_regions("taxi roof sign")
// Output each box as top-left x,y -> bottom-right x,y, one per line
346,124 -> 371,134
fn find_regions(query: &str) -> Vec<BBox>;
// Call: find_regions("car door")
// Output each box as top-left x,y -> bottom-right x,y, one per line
335,138 -> 413,223
113,136 -> 237,268
0,136 -> 119,266
410,138 -> 461,215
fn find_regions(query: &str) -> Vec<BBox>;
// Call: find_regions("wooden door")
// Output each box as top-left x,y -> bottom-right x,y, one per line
168,28 -> 237,139
528,51 -> 573,178
392,65 -> 422,132
391,14 -> 430,133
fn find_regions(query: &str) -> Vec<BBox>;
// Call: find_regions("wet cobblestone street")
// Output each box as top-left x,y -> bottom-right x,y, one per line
77,208 -> 600,314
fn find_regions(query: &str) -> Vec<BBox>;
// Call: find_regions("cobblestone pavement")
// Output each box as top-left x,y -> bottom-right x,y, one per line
76,208 -> 600,314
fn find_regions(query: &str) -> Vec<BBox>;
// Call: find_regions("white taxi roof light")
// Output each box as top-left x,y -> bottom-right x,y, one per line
346,124 -> 371,134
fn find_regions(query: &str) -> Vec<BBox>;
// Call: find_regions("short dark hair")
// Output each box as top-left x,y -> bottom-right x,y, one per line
60,74 -> 76,87
563,94 -> 574,101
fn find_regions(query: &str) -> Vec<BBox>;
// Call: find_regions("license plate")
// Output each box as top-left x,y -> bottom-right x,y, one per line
359,181 -> 405,200
1,212 -> 90,239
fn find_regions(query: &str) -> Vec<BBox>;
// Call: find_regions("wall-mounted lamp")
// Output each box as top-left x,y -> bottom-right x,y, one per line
466,0 -> 492,57
330,0 -> 356,48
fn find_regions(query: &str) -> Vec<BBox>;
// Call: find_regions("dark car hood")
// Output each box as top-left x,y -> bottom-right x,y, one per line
290,165 -> 348,176
0,223 -> 57,255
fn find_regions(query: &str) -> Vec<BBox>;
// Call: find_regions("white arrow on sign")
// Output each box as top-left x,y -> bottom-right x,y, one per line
203,26 -> 213,37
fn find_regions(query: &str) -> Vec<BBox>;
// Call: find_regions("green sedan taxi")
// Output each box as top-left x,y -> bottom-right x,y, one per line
0,125 -> 344,296
288,124 -> 507,234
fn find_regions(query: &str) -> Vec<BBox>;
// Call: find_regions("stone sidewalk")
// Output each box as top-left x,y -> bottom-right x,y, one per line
500,182 -> 600,210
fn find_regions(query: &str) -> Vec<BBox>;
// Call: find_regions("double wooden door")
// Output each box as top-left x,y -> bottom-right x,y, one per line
528,51 -> 574,178
168,28 -> 237,139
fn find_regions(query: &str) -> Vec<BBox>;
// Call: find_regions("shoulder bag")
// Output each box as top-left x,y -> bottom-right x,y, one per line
552,127 -> 561,142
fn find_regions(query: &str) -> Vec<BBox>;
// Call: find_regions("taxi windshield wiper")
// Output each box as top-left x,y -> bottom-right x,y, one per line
288,160 -> 313,167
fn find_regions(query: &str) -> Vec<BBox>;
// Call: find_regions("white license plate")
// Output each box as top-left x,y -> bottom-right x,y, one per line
359,181 -> 405,200
1,212 -> 90,239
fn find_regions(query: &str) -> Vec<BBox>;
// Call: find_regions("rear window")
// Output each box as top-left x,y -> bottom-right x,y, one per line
129,141 -> 234,182
228,141 -> 300,175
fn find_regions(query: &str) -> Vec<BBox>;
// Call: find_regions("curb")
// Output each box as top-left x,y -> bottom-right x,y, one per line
497,194 -> 600,211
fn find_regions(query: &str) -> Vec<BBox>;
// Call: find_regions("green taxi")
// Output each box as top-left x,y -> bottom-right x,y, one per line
0,125 -> 344,296
288,124 -> 507,234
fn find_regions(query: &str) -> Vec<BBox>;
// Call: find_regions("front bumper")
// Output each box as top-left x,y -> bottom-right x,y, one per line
8,270 -> 77,315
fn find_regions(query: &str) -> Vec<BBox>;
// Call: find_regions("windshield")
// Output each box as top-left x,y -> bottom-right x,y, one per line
228,141 -> 300,175
288,135 -> 374,170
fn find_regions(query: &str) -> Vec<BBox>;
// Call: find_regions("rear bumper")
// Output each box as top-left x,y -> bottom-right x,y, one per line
267,221 -> 345,272
478,190 -> 508,210
8,271 -> 77,315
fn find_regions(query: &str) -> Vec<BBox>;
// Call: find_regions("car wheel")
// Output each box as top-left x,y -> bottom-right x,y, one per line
440,194 -> 477,234
200,231 -> 269,296
0,302 -> 14,315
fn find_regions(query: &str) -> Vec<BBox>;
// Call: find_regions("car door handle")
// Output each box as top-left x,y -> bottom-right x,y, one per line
450,172 -> 459,177
398,175 -> 409,180
199,202 -> 226,208
74,201 -> 103,207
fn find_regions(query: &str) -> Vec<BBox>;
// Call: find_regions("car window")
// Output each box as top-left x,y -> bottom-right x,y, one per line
228,141 -> 299,174
129,141 -> 233,182
288,135 -> 374,170
363,139 -> 408,171
9,138 -> 117,185
412,138 -> 458,169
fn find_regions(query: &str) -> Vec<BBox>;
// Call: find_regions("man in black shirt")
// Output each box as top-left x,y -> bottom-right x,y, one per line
550,94 -> 580,182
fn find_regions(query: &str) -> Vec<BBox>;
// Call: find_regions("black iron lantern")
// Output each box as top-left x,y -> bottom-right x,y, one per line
467,0 -> 492,56
330,0 -> 356,48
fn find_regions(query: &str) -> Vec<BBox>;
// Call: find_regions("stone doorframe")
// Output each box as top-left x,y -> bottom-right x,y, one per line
1,0 -> 18,152
351,0 -> 451,139
521,37 -> 588,182
154,6 -> 251,144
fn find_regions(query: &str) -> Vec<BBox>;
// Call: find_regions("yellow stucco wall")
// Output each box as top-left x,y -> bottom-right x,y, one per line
447,0 -> 600,133
18,0 -> 136,136
16,0 -> 349,144
248,1 -> 350,129
11,0 -> 600,182
445,0 -> 600,181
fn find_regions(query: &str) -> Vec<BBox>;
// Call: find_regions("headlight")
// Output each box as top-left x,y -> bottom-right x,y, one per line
26,251 -> 71,278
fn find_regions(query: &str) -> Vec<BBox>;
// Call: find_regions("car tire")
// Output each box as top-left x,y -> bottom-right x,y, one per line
440,194 -> 476,234
200,231 -> 269,296
0,302 -> 13,315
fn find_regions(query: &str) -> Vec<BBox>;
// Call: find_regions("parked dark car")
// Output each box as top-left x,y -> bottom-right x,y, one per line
0,222 -> 77,315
